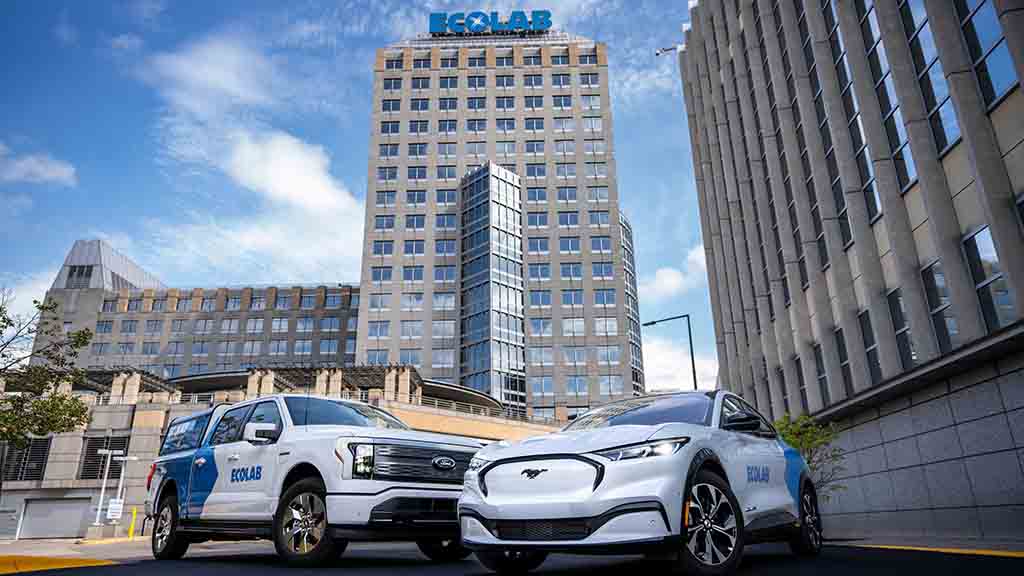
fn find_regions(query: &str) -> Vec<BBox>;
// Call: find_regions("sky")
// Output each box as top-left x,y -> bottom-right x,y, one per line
0,1 -> 716,392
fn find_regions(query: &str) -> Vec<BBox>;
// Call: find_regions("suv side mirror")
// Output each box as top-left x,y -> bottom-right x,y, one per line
723,412 -> 762,432
244,422 -> 277,444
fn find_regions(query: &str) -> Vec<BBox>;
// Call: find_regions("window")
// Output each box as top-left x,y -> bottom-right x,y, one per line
956,0 -> 1016,106
439,97 -> 457,111
292,339 -> 310,355
438,119 -> 457,134
562,317 -> 585,336
589,211 -> 610,227
411,98 -> 429,112
921,261 -> 960,353
220,318 -> 238,334
367,349 -> 389,365
411,77 -> 429,90
298,316 -> 315,332
528,212 -> 548,228
145,319 -> 162,334
595,288 -> 616,306
562,289 -> 584,306
380,121 -> 400,135
369,293 -> 389,311
496,54 -> 513,67
468,54 -> 485,67
176,298 -> 192,312
555,140 -> 576,155
584,140 -> 606,155
589,186 -> 609,202
79,436 -> 130,479
401,320 -> 423,339
524,74 -> 543,88
382,99 -> 400,113
964,227 -> 1015,331
887,288 -> 916,370
859,311 -> 882,385
433,292 -> 456,310
525,140 -> 545,155
225,296 -> 241,311
554,117 -> 575,132
592,262 -> 613,279
368,321 -> 390,338
466,141 -> 486,156
170,319 -> 186,333
142,341 -> 160,355
467,118 -> 486,133
530,376 -> 553,396
468,96 -> 486,110
385,57 -> 403,70
468,75 -> 485,89
591,236 -> 612,253
435,265 -> 456,282
194,319 -> 213,334
432,320 -> 456,339
526,187 -> 546,203
399,349 -> 420,366
525,117 -> 544,131
377,166 -> 398,182
529,263 -> 550,280
496,75 -> 514,88
406,214 -> 425,230
560,262 -> 582,280
127,298 -> 141,312
580,72 -> 599,86
437,189 -> 457,204
401,292 -> 424,311
583,117 -> 602,132
408,121 -> 428,135
96,320 -> 113,334
528,346 -> 553,366
529,318 -> 552,337
271,317 -> 289,333
440,76 -> 457,89
433,349 -> 455,368
526,164 -> 546,178
152,298 -> 166,312
371,266 -> 392,282
268,339 -> 288,356
564,345 -> 586,364
376,191 -> 396,207
596,345 -> 620,365
91,342 -> 110,356
556,163 -> 577,179
581,94 -> 601,110
586,163 -> 608,178
210,405 -> 251,446
524,95 -> 543,110
559,236 -> 580,253
102,299 -> 117,312
274,294 -> 290,310
372,240 -> 393,256
594,317 -> 618,336
436,213 -> 457,230
217,341 -> 236,356
553,94 -> 572,109
436,239 -> 457,255
413,57 -> 429,69
496,118 -> 515,132
383,77 -> 401,91
403,266 -> 424,282
529,290 -> 551,307
523,53 -> 541,66
496,141 -> 516,155
599,375 -> 624,395
527,237 -> 549,254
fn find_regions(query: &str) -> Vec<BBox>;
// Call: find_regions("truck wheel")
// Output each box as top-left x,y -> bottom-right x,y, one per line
417,538 -> 472,562
273,477 -> 337,567
475,549 -> 548,574
674,469 -> 744,576
152,494 -> 189,560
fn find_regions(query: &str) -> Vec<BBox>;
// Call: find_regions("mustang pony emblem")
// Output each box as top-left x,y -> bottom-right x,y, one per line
520,468 -> 548,479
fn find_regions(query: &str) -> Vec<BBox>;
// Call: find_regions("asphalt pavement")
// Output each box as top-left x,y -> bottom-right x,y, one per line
25,541 -> 1024,575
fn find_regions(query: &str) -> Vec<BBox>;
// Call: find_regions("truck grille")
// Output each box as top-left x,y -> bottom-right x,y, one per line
372,444 -> 473,485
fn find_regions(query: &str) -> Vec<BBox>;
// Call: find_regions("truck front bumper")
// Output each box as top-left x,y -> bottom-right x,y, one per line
327,485 -> 463,541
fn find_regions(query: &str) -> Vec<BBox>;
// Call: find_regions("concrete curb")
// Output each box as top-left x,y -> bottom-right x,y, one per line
75,536 -> 137,546
0,555 -> 116,574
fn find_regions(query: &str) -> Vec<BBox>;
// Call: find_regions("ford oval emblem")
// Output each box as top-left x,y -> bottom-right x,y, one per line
432,456 -> 457,471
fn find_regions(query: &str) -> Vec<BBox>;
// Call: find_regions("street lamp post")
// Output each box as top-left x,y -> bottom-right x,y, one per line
642,314 -> 698,391
93,448 -> 124,526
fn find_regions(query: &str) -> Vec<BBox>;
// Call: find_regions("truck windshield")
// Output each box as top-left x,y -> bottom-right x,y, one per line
563,393 -> 713,431
284,397 -> 408,429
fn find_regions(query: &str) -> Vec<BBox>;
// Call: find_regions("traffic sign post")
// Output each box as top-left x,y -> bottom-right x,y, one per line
92,449 -> 124,527
110,455 -> 138,525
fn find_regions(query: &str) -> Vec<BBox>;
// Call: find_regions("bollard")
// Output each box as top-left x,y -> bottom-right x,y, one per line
128,507 -> 137,540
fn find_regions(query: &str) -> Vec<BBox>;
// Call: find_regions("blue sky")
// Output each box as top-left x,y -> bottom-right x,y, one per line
0,1 -> 714,391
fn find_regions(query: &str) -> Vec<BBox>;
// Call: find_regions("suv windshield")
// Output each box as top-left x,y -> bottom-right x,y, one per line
564,393 -> 714,431
284,396 -> 408,429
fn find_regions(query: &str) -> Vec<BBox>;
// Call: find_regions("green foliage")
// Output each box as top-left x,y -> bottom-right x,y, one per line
775,413 -> 846,501
0,291 -> 92,448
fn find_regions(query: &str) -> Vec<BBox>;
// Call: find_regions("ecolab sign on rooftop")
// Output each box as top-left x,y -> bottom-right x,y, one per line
429,10 -> 553,35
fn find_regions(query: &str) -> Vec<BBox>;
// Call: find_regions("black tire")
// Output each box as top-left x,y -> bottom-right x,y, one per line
417,538 -> 472,562
151,493 -> 190,560
789,483 -> 822,557
673,469 -> 744,576
475,549 -> 548,574
273,477 -> 337,567
335,540 -> 349,558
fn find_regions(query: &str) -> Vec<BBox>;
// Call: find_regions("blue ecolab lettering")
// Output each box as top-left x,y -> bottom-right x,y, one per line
230,465 -> 262,483
489,12 -> 510,31
448,12 -> 466,33
508,11 -> 529,30
429,13 -> 448,34
465,11 -> 489,33
531,10 -> 553,31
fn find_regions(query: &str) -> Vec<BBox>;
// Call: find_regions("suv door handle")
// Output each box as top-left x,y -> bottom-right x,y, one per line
194,457 -> 207,467
227,454 -> 240,462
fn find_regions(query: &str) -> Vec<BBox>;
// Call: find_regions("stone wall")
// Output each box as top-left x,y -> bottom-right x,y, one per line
820,354 -> 1024,541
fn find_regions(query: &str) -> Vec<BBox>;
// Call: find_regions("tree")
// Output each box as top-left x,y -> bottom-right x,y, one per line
774,413 -> 846,501
0,288 -> 92,452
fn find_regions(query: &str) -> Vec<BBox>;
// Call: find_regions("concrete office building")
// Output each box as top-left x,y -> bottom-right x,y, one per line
41,239 -> 361,375
357,21 -> 645,419
679,0 -> 1024,540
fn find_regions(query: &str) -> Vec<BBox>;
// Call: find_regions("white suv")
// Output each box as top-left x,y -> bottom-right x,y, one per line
459,391 -> 822,575
146,394 -> 480,566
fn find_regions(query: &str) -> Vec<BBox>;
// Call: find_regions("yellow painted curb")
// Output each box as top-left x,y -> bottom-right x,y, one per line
846,544 -> 1024,559
75,536 -> 136,546
0,556 -> 116,574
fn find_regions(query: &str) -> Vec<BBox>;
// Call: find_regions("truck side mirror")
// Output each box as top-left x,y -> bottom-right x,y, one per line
244,422 -> 277,444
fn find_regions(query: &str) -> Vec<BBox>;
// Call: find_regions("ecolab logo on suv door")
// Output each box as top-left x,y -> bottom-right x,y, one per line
429,10 -> 553,35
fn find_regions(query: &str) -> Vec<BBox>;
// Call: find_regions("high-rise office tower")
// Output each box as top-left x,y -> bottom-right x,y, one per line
679,0 -> 1024,541
357,14 -> 645,418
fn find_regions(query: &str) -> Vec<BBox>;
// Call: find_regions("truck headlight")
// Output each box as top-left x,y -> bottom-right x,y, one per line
350,444 -> 374,478
595,438 -> 689,462
467,456 -> 489,472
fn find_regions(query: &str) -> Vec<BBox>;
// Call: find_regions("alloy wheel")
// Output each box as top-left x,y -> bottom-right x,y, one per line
685,483 -> 737,566
283,492 -> 326,554
803,492 -> 821,549
154,506 -> 172,552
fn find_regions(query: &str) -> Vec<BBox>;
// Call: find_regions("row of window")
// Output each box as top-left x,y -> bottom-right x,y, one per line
95,316 -> 356,336
365,348 -> 456,368
376,162 -> 608,182
374,186 -> 610,208
382,72 -> 598,92
385,52 -> 597,71
363,317 -> 618,339
92,337 -> 357,358
530,374 -> 624,397
101,292 -> 354,314
382,94 -> 602,112
527,345 -> 621,366
380,116 -> 604,135
380,139 -> 607,158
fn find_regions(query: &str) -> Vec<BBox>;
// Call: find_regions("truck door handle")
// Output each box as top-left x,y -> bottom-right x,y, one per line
194,457 -> 207,467
227,454 -> 240,462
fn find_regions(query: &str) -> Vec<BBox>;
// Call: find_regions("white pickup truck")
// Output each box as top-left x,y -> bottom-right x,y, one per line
145,394 -> 481,566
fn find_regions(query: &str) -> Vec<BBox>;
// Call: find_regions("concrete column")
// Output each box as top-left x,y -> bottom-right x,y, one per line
689,9 -> 735,390
995,1 -> 1024,88
327,369 -> 345,398
121,372 -> 141,405
396,367 -> 412,400
803,0 -> 901,388
0,377 -> 4,393
835,0 -> 940,365
110,373 -> 126,401
245,370 -> 262,399
926,0 -> 1024,316
313,370 -> 328,396
874,0 -> 988,345
367,388 -> 383,407
213,391 -> 230,403
259,370 -> 275,396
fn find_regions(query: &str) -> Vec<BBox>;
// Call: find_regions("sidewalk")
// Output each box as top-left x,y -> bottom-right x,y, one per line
826,537 -> 1024,558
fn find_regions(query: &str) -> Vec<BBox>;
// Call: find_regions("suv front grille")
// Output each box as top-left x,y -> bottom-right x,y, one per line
372,444 -> 473,485
491,519 -> 591,541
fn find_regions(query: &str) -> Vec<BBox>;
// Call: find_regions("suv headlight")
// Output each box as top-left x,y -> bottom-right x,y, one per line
467,456 -> 489,472
349,444 -> 374,478
595,438 -> 690,462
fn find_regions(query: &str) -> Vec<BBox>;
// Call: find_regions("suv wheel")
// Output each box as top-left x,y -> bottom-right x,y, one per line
675,469 -> 744,575
151,494 -> 190,560
789,485 -> 822,557
273,477 -> 337,567
417,538 -> 472,562
475,549 -> 548,574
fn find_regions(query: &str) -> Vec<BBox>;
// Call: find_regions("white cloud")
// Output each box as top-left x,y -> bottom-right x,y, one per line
53,9 -> 78,46
1,267 -> 58,321
0,193 -> 33,222
643,336 -> 719,392
0,143 -> 77,187
638,245 -> 706,302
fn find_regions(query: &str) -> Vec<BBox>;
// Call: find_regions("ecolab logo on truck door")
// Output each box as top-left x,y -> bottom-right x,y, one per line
430,10 -> 553,35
